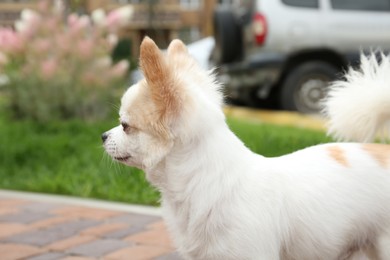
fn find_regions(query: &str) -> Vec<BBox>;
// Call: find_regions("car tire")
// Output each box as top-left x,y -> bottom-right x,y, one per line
213,7 -> 242,64
280,61 -> 339,114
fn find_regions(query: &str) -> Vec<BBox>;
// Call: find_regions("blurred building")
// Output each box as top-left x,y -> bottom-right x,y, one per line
0,0 -> 37,27
87,0 -> 218,55
0,0 -> 219,56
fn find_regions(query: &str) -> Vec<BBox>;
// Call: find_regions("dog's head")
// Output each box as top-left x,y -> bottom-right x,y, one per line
102,37 -> 224,170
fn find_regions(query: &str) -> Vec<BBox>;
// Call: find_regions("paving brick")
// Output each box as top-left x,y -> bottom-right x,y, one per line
46,234 -> 96,251
60,257 -> 95,260
50,218 -> 100,233
103,225 -> 146,239
108,213 -> 160,227
28,252 -> 66,260
155,252 -> 184,260
147,220 -> 167,230
0,208 -> 19,216
5,219 -> 99,246
124,229 -> 175,249
0,196 -> 175,260
0,243 -> 44,260
20,202 -> 60,213
0,223 -> 30,239
80,222 -> 128,237
30,216 -> 73,229
0,199 -> 29,208
53,206 -> 123,220
66,239 -> 129,257
0,211 -> 53,224
105,245 -> 172,260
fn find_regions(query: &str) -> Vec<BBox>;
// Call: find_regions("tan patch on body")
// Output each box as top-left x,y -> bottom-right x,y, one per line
327,145 -> 349,167
362,144 -> 390,168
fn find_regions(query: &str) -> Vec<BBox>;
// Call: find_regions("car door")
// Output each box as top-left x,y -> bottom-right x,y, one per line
266,0 -> 323,53
320,0 -> 390,53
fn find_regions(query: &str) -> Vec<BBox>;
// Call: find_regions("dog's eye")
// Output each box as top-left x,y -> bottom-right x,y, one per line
121,122 -> 130,132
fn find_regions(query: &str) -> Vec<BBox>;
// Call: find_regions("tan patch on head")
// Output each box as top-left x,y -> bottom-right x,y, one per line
167,39 -> 188,57
167,39 -> 196,74
362,144 -> 390,168
139,37 -> 182,119
125,80 -> 171,139
327,145 -> 349,167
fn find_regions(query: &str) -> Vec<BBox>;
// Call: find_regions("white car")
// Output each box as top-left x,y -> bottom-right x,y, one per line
212,0 -> 390,113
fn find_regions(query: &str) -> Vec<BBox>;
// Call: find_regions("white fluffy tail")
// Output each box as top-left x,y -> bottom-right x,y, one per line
323,53 -> 390,142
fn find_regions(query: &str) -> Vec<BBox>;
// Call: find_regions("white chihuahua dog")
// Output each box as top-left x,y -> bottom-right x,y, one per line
103,37 -> 390,260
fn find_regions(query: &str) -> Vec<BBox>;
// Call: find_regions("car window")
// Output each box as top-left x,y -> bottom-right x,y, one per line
282,0 -> 319,8
331,0 -> 390,11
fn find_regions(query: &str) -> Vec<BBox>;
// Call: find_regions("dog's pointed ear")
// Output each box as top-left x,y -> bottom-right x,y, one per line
140,37 -> 181,119
167,39 -> 188,59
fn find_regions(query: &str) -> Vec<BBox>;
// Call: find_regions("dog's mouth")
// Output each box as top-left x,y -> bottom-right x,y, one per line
114,155 -> 131,161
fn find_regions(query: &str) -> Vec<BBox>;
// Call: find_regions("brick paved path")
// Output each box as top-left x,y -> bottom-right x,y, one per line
0,191 -> 182,260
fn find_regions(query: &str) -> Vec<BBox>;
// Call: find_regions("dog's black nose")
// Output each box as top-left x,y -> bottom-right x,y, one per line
101,132 -> 109,143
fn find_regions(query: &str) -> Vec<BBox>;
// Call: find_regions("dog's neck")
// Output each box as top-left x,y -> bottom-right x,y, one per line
145,120 -> 262,247
146,122 -> 257,202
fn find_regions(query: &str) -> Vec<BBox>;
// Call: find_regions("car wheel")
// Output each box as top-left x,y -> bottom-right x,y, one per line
280,61 -> 339,114
213,7 -> 242,64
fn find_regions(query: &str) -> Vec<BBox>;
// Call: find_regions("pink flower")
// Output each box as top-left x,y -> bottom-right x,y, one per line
0,28 -> 14,46
81,71 -> 105,86
69,15 -> 91,36
32,39 -> 51,53
0,28 -> 24,53
110,60 -> 129,77
67,13 -> 79,27
44,17 -> 61,33
77,39 -> 94,59
55,33 -> 71,54
106,12 -> 121,29
40,59 -> 58,79
106,6 -> 133,30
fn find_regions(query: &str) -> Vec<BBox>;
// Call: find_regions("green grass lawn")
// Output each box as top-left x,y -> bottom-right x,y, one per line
0,115 -> 332,206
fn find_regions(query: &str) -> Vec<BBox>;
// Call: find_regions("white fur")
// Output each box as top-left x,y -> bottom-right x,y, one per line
104,41 -> 390,259
323,53 -> 390,142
